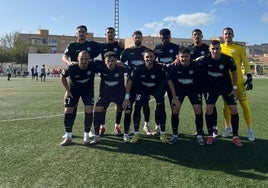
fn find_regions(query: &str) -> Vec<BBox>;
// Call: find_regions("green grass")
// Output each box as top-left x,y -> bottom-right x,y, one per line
0,77 -> 267,188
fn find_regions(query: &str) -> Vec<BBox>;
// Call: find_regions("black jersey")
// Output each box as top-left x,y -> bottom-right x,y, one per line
188,43 -> 209,60
62,62 -> 98,91
204,54 -> 237,93
154,42 -> 179,65
188,43 -> 210,92
167,61 -> 199,89
99,41 -> 124,60
130,62 -> 166,93
121,45 -> 148,72
64,40 -> 100,61
97,64 -> 128,96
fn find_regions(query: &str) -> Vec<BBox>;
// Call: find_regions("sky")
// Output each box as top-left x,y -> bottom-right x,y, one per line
1,0 -> 268,45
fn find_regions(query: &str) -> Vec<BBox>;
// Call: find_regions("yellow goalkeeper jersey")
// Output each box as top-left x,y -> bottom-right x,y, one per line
220,42 -> 251,83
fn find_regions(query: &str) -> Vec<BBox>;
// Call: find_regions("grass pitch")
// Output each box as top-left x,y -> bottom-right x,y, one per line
0,77 -> 267,188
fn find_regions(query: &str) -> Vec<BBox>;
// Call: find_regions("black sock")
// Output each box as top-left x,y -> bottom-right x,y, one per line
133,103 -> 142,132
94,111 -> 105,136
115,110 -> 122,125
195,113 -> 203,135
205,113 -> 213,136
124,112 -> 131,134
71,107 -> 78,121
143,104 -> 150,122
84,113 -> 93,133
211,107 -> 217,127
155,103 -> 166,126
64,113 -> 75,133
171,113 -> 179,135
231,114 -> 239,137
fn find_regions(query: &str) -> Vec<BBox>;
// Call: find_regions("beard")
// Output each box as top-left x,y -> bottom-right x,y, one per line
135,41 -> 141,46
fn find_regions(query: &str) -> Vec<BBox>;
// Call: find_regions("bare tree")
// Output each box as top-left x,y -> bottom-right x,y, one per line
0,32 -> 18,49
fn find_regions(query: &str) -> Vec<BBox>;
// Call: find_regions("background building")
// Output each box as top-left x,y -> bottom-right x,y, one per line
17,29 -> 94,53
15,29 -> 268,76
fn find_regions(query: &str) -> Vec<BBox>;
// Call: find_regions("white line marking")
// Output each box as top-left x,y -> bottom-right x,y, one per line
0,98 -> 157,123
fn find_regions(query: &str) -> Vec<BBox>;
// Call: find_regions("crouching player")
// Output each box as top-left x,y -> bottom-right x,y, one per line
122,49 -> 179,143
60,50 -> 98,146
93,51 -> 132,143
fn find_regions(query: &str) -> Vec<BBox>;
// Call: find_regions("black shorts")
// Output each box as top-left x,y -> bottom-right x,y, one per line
65,88 -> 94,107
40,73 -> 46,77
176,88 -> 202,105
96,92 -> 124,110
206,89 -> 237,105
135,88 -> 165,105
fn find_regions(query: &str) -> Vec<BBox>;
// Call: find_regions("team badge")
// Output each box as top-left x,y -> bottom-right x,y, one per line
114,48 -> 118,52
219,65 -> 224,69
189,70 -> 194,74
115,73 -> 119,77
169,49 -> 174,54
231,49 -> 236,53
151,75 -> 156,79
201,51 -> 205,55
87,47 -> 91,51
87,71 -> 91,75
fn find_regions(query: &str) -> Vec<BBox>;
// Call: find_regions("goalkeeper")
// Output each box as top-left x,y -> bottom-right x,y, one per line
220,27 -> 255,141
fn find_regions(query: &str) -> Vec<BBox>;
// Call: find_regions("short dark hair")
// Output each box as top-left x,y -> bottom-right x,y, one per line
144,48 -> 154,54
132,30 -> 142,36
77,25 -> 87,31
106,27 -> 115,31
192,29 -> 202,34
159,28 -> 171,36
223,27 -> 234,34
210,40 -> 220,46
104,51 -> 117,59
178,46 -> 190,54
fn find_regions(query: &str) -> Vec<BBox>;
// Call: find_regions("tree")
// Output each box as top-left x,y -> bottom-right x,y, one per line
10,39 -> 30,65
0,32 -> 17,49
0,32 -> 29,65
0,32 -> 18,64
0,47 -> 11,62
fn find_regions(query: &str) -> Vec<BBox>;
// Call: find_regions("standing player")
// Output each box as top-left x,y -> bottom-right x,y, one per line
60,51 -> 98,146
153,28 -> 179,134
61,25 -> 100,138
122,49 -> 179,143
202,40 -> 242,147
6,65 -> 12,81
62,25 -> 100,66
93,51 -> 131,143
31,66 -> 34,79
167,47 -> 204,145
40,64 -> 46,82
220,27 -> 255,141
121,30 -> 151,135
33,65 -> 38,81
188,29 -> 218,137
98,27 -> 125,136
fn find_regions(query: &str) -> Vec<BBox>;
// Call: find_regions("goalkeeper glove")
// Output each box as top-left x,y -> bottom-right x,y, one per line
244,73 -> 253,90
